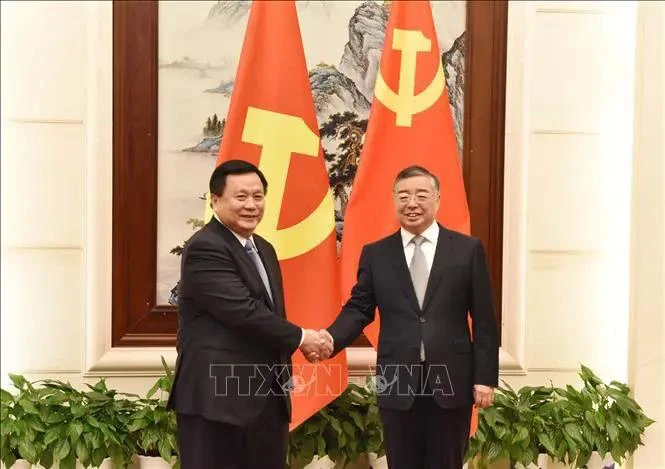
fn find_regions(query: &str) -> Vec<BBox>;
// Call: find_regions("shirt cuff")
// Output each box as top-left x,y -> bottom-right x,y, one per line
299,328 -> 306,347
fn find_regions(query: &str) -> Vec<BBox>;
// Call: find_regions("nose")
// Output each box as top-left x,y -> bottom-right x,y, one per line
243,198 -> 258,210
406,196 -> 419,209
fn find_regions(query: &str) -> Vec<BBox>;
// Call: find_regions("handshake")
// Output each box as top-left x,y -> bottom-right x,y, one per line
298,329 -> 334,363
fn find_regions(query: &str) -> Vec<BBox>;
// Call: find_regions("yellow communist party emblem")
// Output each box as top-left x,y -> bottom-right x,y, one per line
241,107 -> 335,260
374,28 -> 445,127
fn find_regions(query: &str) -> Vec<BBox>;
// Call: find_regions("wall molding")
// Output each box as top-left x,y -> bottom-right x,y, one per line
496,1 -> 531,375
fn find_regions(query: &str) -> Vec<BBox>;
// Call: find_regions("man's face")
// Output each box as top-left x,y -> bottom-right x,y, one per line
211,172 -> 265,238
393,175 -> 440,235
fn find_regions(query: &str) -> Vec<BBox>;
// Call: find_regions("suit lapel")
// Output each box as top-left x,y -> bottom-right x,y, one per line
422,225 -> 453,312
387,231 -> 421,314
208,218 -> 277,311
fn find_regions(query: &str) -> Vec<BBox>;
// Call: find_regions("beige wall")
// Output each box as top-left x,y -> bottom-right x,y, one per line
1,1 -> 91,379
1,0 -> 663,464
502,0 -> 637,390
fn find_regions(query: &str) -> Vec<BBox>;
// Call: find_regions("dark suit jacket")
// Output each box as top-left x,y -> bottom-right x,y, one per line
328,224 -> 499,410
167,217 -> 302,427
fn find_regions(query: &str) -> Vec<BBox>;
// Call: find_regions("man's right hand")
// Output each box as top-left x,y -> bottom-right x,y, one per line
299,329 -> 333,362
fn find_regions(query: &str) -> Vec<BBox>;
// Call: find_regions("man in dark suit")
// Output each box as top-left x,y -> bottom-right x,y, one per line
319,165 -> 499,469
167,160 -> 330,469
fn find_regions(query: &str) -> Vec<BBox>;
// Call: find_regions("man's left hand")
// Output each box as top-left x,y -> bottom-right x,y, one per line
473,384 -> 494,408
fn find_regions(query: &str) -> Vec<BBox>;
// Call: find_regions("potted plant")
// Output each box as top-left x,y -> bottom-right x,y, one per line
39,377 -> 138,469
353,378 -> 385,469
548,365 -> 655,468
465,365 -> 655,469
0,374 -> 68,468
322,382 -> 369,469
129,357 -> 179,468
288,379 -> 384,469
1,375 -> 38,469
287,406 -> 328,469
465,381 -> 556,469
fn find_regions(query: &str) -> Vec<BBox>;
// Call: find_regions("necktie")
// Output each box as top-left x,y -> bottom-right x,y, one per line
409,235 -> 428,361
245,239 -> 273,303
409,236 -> 428,308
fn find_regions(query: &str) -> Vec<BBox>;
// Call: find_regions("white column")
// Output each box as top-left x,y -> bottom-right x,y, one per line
628,2 -> 665,467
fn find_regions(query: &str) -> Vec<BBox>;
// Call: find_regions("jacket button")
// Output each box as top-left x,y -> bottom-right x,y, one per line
419,316 -> 426,323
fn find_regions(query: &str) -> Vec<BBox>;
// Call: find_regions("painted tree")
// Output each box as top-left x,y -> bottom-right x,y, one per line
320,111 -> 368,216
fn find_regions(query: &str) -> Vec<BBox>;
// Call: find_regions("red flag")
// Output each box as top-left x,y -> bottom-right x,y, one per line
339,0 -> 477,431
215,0 -> 347,430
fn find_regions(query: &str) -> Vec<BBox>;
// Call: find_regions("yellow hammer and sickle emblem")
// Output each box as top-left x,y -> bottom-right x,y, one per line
374,28 -> 445,127
240,107 -> 335,260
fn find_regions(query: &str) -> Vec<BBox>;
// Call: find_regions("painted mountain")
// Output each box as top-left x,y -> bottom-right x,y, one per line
186,0 -> 465,175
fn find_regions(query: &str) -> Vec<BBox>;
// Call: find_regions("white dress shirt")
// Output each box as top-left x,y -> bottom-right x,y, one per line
214,213 -> 254,246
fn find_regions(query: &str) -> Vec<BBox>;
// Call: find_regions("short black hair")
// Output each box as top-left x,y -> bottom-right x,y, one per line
209,159 -> 268,197
393,165 -> 440,193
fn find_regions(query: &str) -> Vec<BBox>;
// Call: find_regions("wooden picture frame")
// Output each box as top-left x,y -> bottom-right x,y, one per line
112,0 -> 507,347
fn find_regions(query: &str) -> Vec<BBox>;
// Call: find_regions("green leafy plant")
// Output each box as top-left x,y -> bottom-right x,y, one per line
38,378 -> 139,469
1,374 -> 44,468
361,378 -> 384,459
0,384 -> 18,468
551,365 -> 655,468
0,373 -> 77,468
466,381 -> 556,468
287,378 -> 384,469
466,365 -> 655,469
287,405 -> 326,468
128,357 -> 179,468
1,363 -> 652,469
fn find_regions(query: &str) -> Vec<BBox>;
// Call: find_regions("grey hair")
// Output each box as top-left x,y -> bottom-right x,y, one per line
393,165 -> 440,193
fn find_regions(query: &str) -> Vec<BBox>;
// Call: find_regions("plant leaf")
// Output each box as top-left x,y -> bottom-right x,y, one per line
18,440 -> 39,464
158,438 -> 172,461
55,439 -> 71,460
92,447 -> 106,467
109,443 -> 126,468
147,379 -> 161,399
4,453 -> 17,469
537,433 -> 556,454
59,450 -> 76,469
76,438 -> 90,466
39,446 -> 54,469
9,374 -> 28,390
513,425 -> 529,444
564,423 -> 584,443
71,402 -> 86,418
595,411 -> 606,429
0,389 -> 14,404
68,421 -> 84,443
28,418 -> 46,432
18,399 -> 38,415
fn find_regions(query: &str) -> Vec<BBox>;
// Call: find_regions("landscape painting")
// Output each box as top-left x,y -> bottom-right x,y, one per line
157,0 -> 466,304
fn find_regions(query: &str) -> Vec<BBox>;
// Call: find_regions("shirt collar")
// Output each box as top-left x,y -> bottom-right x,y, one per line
400,221 -> 439,248
213,213 -> 254,247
